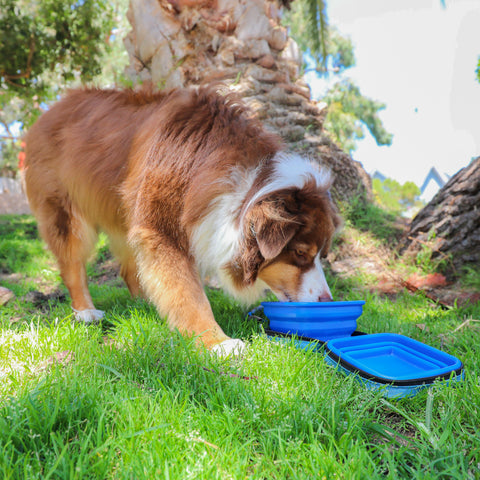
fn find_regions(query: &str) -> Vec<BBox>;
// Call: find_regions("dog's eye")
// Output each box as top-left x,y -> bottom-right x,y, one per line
295,249 -> 307,258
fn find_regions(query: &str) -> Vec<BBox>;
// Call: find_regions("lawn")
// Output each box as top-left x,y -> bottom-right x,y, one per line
0,213 -> 479,479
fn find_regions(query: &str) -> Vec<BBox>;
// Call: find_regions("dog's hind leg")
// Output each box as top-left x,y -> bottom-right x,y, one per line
119,257 -> 143,298
108,233 -> 143,297
34,195 -> 103,323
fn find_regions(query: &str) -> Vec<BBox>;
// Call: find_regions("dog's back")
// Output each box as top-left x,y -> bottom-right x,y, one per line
24,88 -> 169,231
25,87 -> 281,231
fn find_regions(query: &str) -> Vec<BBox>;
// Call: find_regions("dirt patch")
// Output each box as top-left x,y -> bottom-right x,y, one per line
0,286 -> 15,306
329,227 -> 479,308
20,289 -> 66,308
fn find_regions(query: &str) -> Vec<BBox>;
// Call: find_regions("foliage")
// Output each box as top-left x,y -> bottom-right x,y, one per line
372,177 -> 422,214
285,2 -> 353,77
413,229 -> 450,274
1,213 -> 480,478
0,0 -> 115,124
284,3 -> 392,153
288,0 -> 329,71
323,79 -> 393,153
324,27 -> 356,74
476,56 -> 480,83
284,1 -> 352,75
461,265 -> 480,290
0,0 -> 129,176
0,136 -> 21,176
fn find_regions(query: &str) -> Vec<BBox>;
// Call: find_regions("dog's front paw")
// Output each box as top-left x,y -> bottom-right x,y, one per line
73,308 -> 104,324
210,338 -> 246,357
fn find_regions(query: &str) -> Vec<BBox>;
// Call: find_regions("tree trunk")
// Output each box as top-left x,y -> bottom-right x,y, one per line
124,0 -> 372,203
400,157 -> 480,275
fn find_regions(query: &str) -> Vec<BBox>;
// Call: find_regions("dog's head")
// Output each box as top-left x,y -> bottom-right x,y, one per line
235,160 -> 341,302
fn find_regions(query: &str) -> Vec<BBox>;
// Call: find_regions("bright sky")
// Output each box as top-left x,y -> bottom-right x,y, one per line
305,0 -> 480,185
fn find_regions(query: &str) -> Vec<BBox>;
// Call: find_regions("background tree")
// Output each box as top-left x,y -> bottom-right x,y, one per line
0,0 -> 128,175
1,0 -> 387,200
322,79 -> 392,154
284,1 -> 392,153
400,157 -> 480,276
372,177 -> 421,215
123,0 -> 373,202
0,0 -> 117,123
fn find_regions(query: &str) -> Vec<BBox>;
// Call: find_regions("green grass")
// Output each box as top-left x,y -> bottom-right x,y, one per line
339,195 -> 403,246
461,266 -> 480,291
0,216 -> 54,281
1,214 -> 479,479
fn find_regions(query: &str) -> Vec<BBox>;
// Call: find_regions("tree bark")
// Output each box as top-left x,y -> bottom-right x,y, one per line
124,0 -> 372,203
400,157 -> 480,275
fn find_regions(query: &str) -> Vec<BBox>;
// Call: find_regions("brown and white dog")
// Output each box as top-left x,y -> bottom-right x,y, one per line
23,86 -> 340,355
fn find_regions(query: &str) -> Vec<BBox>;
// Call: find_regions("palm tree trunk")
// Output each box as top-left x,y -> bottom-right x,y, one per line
124,0 -> 372,202
400,156 -> 480,276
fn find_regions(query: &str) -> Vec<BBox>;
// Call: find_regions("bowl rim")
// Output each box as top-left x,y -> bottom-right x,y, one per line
261,300 -> 365,308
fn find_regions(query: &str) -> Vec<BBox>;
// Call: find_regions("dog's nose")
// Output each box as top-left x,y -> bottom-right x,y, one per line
318,294 -> 332,302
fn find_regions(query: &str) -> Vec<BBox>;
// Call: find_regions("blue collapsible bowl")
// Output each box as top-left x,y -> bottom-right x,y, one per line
259,301 -> 464,398
324,333 -> 464,398
261,300 -> 366,341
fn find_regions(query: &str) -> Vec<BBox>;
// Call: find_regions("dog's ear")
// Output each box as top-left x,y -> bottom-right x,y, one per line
235,215 -> 296,287
236,239 -> 263,285
254,215 -> 297,260
249,194 -> 298,261
235,191 -> 299,286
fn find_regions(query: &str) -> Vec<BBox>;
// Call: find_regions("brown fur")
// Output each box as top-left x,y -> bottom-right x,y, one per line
24,86 -> 339,349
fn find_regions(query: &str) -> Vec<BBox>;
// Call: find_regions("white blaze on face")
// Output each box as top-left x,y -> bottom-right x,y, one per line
297,256 -> 332,302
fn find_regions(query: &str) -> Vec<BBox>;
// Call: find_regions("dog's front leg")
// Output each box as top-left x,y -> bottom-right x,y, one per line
129,226 -> 234,350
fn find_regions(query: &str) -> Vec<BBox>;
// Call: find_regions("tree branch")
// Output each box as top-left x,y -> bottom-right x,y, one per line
0,134 -> 18,140
0,120 -> 14,138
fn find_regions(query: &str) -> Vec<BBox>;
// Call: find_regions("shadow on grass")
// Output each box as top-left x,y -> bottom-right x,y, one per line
0,215 -> 48,276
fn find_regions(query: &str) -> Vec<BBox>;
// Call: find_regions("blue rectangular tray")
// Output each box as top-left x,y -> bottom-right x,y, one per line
265,330 -> 464,398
